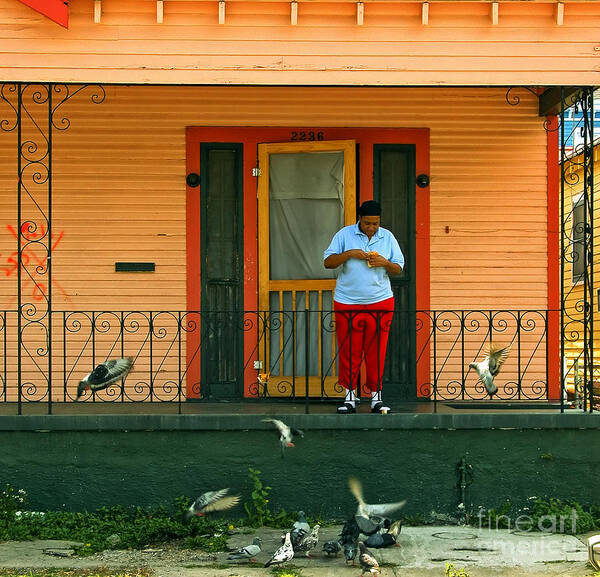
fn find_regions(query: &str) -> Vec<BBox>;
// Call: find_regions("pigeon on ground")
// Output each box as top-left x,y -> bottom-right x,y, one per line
364,519 -> 402,548
322,539 -> 342,557
339,517 -> 360,564
358,541 -> 381,576
290,510 -> 311,547
183,488 -> 241,523
76,357 -> 134,399
349,478 -> 406,536
469,343 -> 511,398
294,523 -> 320,557
343,540 -> 358,564
264,531 -> 294,567
227,537 -> 262,562
262,418 -> 304,457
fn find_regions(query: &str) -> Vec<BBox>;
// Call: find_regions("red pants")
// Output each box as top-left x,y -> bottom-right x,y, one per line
334,297 -> 394,393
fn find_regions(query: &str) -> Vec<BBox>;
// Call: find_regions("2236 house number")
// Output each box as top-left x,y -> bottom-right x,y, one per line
290,131 -> 325,141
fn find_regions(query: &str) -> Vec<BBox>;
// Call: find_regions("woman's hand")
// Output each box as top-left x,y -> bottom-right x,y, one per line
367,252 -> 386,268
346,249 -> 368,261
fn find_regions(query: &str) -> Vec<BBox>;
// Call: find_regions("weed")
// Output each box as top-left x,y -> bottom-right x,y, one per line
0,492 -> 232,555
270,565 -> 303,577
244,467 -> 271,527
403,513 -> 426,526
0,484 -> 27,525
445,562 -> 470,577
471,497 -> 599,534
242,468 -> 297,529
0,571 -> 153,577
183,533 -> 228,552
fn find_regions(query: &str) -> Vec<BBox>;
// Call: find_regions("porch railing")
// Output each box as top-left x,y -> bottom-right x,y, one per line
0,308 -> 564,414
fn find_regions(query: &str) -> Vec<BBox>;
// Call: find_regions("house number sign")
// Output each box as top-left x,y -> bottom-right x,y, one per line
290,131 -> 325,141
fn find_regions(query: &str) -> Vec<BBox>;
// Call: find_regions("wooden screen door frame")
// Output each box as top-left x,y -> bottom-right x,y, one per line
257,139 -> 357,396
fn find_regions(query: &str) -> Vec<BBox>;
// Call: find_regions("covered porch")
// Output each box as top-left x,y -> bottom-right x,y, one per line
0,83 -> 593,414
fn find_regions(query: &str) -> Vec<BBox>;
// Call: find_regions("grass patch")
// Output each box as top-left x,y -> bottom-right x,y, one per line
270,567 -> 304,577
0,494 -> 234,555
0,570 -> 154,577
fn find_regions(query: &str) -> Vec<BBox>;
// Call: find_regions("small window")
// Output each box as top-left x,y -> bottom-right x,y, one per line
572,200 -> 585,282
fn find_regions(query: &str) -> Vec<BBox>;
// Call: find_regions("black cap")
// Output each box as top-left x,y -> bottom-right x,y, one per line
358,200 -> 381,216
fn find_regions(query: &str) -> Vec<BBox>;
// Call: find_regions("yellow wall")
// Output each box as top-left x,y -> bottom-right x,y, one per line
0,0 -> 598,85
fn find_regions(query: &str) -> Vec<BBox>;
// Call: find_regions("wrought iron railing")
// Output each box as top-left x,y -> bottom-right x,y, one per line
0,308 -> 559,414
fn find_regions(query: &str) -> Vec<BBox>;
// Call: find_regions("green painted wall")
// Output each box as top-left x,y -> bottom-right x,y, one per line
1,414 -> 599,519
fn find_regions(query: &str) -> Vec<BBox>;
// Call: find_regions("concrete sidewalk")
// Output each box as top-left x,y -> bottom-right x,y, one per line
220,524 -> 594,577
0,524 -> 596,577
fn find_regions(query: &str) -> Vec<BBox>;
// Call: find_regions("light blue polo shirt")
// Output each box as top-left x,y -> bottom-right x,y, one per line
323,222 -> 405,305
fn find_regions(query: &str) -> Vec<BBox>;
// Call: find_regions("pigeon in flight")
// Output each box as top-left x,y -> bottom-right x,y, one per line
469,343 -> 511,398
76,357 -> 134,400
294,523 -> 320,557
183,488 -> 240,523
262,418 -> 304,457
365,519 -> 402,548
290,510 -> 310,547
264,531 -> 294,567
358,541 -> 381,576
348,477 -> 406,536
227,537 -> 262,562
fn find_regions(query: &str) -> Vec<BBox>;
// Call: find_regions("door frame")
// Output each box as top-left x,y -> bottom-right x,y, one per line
186,126 -> 430,399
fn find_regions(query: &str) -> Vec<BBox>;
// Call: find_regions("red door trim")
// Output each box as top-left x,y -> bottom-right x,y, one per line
546,116 -> 560,400
185,127 -> 430,399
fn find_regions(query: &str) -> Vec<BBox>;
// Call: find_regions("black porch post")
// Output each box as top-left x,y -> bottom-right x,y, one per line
560,86 -> 596,413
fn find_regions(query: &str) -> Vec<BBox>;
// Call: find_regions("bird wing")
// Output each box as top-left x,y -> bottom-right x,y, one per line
366,500 -> 406,517
88,364 -> 108,385
365,533 -> 384,548
262,418 -> 288,436
89,357 -> 134,386
200,494 -> 240,514
291,427 -> 304,438
273,535 -> 294,561
355,514 -> 384,536
486,344 -> 511,376
360,545 -> 380,569
387,519 -> 402,539
228,543 -> 260,558
348,477 -> 367,513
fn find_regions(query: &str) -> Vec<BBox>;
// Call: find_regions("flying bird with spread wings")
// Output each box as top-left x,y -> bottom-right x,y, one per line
469,343 -> 511,398
262,418 -> 304,457
348,477 -> 406,536
183,488 -> 240,523
76,357 -> 134,400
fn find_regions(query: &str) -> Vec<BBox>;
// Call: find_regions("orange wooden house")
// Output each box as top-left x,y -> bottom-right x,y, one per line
0,0 -> 597,410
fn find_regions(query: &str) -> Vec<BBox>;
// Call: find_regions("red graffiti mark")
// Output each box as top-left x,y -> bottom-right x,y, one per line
3,224 -> 70,305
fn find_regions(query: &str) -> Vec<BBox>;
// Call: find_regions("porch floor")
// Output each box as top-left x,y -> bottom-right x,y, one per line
0,399 -> 571,416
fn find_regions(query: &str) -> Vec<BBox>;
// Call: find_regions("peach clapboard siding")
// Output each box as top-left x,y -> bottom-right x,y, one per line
0,0 -> 598,85
0,85 -> 548,313
0,85 -> 549,400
